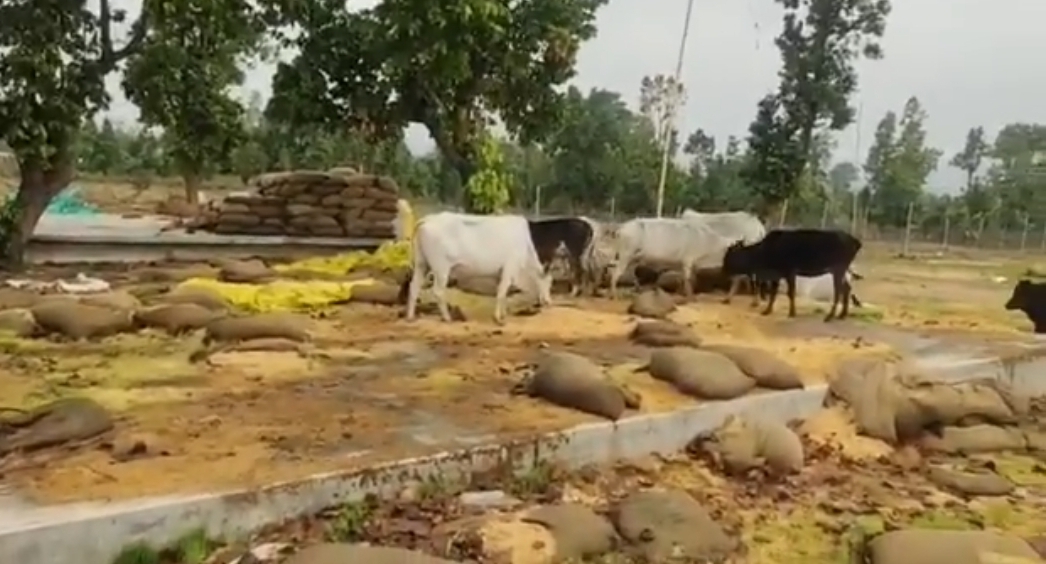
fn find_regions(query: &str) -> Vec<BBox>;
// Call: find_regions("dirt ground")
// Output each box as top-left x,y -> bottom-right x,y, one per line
126,432 -> 1046,564
0,183 -> 1042,507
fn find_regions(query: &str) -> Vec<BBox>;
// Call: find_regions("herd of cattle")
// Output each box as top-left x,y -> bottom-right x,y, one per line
401,209 -> 862,324
398,207 -> 1046,332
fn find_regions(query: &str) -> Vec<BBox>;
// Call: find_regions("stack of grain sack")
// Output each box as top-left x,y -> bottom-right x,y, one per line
203,168 -> 399,238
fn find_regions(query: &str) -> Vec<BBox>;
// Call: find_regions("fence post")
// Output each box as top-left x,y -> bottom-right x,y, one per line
850,191 -> 858,233
779,199 -> 790,227
942,214 -> 950,250
976,215 -> 986,248
609,196 -> 616,219
1021,215 -> 1031,252
820,199 -> 830,228
534,184 -> 542,217
902,201 -> 914,256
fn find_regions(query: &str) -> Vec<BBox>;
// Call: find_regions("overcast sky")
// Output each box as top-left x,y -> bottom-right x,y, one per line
105,0 -> 1046,193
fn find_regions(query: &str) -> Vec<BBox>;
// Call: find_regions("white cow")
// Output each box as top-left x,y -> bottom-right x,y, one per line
681,209 -> 767,305
608,218 -> 732,299
405,212 -> 553,324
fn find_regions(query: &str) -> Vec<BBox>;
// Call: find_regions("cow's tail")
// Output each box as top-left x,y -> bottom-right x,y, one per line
397,214 -> 427,304
848,268 -> 863,281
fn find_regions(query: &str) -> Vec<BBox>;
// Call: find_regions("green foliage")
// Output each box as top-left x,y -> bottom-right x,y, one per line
744,0 -> 891,211
465,134 -> 512,214
122,0 -> 264,199
862,97 -> 941,226
264,0 -> 608,210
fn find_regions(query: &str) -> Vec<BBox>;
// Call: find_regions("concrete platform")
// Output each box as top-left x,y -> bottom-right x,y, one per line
27,214 -> 386,264
0,339 -> 1042,564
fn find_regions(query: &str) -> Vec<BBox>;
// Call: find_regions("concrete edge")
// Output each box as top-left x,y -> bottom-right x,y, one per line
1,388 -> 826,564
28,234 -> 386,248
2,350 -> 1043,564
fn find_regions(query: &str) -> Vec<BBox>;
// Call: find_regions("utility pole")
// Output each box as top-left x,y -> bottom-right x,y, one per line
654,0 -> 695,218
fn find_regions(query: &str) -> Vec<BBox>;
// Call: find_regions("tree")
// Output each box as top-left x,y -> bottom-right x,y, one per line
828,162 -> 859,194
80,119 -> 125,175
950,126 -> 988,190
744,0 -> 891,214
862,98 -> 940,226
0,0 -> 148,267
987,123 -> 1046,228
265,0 -> 608,213
639,74 -> 686,150
123,0 -> 263,204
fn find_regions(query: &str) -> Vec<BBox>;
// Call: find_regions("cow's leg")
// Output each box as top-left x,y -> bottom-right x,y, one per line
405,261 -> 428,321
681,260 -> 695,298
493,268 -> 513,324
784,273 -> 798,318
748,275 -> 761,308
761,277 -> 780,316
838,269 -> 852,320
567,251 -> 584,298
430,268 -> 454,322
723,275 -> 740,304
608,258 -> 630,301
825,270 -> 843,322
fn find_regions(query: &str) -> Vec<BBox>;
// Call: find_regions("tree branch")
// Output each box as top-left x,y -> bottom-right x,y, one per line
98,0 -> 150,70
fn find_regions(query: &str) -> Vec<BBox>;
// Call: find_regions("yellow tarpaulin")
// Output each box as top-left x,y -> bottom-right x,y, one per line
272,239 -> 412,278
176,277 -> 378,313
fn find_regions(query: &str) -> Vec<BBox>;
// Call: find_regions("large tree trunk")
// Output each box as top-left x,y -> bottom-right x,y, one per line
183,172 -> 201,205
3,153 -> 75,271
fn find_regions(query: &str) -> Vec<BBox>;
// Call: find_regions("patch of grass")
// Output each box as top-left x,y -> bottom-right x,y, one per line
170,528 -> 215,564
416,474 -> 454,500
509,461 -> 556,498
327,500 -> 374,542
990,455 -> 1046,488
111,543 -> 160,564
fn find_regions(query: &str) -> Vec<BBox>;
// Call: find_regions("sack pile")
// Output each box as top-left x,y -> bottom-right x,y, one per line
203,169 -> 399,239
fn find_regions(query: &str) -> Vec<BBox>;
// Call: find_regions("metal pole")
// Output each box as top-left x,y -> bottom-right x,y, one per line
902,201 -> 914,256
654,0 -> 696,218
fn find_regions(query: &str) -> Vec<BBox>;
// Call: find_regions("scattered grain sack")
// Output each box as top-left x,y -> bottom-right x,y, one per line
79,290 -> 141,312
218,259 -> 275,284
612,490 -> 735,562
522,351 -> 632,420
696,414 -> 805,475
283,544 -> 457,564
30,302 -> 134,340
644,347 -> 755,400
348,282 -> 403,305
522,504 -> 618,562
134,304 -> 224,335
155,286 -> 230,311
701,343 -> 803,390
0,397 -> 113,455
0,308 -> 37,337
0,288 -> 45,309
629,320 -> 702,347
920,424 -> 1028,454
628,288 -> 676,319
867,529 -> 1042,564
203,313 -> 311,344
925,466 -> 1014,496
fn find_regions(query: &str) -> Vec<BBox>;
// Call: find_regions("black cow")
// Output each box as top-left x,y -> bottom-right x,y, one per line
722,228 -> 862,321
527,217 -> 595,296
755,269 -> 864,308
1004,279 -> 1046,333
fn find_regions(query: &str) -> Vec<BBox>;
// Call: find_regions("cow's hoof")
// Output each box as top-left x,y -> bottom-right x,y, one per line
721,298 -> 731,305
760,310 -> 772,316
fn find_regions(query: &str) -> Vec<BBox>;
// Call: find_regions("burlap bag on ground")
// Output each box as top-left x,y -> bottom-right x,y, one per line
612,489 -> 735,562
702,343 -> 803,389
283,543 -> 457,564
527,351 -> 628,420
629,320 -> 702,347
920,424 -> 1028,453
628,288 -> 676,319
905,380 -> 1019,427
926,466 -> 1014,496
30,302 -> 134,340
701,414 -> 804,475
0,397 -> 113,455
79,290 -> 141,312
134,304 -> 224,335
218,259 -> 275,284
646,347 -> 754,400
829,358 -> 927,444
203,313 -> 311,344
867,529 -> 1042,564
348,282 -> 402,305
155,286 -> 230,311
523,504 -> 618,561
0,288 -> 45,309
0,308 -> 37,337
